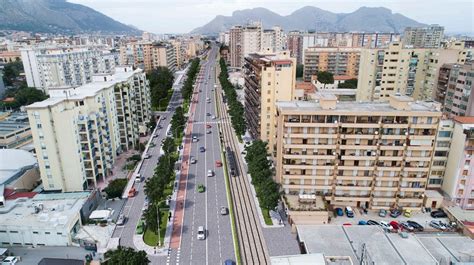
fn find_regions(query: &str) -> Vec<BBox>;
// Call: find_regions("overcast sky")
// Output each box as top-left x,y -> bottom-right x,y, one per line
69,0 -> 473,34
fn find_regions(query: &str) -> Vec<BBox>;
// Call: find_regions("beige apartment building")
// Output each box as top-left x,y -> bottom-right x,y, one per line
229,26 -> 243,68
26,66 -> 151,192
428,119 -> 454,189
357,42 -> 472,102
303,47 -> 360,82
275,95 -> 442,210
244,51 -> 296,153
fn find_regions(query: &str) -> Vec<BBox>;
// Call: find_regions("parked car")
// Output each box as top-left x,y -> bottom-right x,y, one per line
367,220 -> 380,226
379,209 -> 387,217
431,210 -> 447,218
403,209 -> 412,217
190,156 -> 197,164
389,221 -> 400,231
220,207 -> 228,215
2,256 -> 18,265
144,153 -> 151,159
390,209 -> 402,218
345,207 -> 354,218
358,220 -> 367,225
379,221 -> 393,231
430,220 -> 447,230
400,222 -> 415,232
407,220 -> 424,232
335,208 -> 344,216
199,147 -> 206,152
128,187 -> 137,197
343,223 -> 352,226
197,226 -> 206,240
207,169 -> 214,177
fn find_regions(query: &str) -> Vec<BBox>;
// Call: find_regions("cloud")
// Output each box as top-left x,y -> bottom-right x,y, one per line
69,0 -> 473,34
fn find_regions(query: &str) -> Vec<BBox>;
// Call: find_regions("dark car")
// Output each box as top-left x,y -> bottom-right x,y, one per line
390,209 -> 402,218
199,147 -> 206,152
431,210 -> 447,218
400,222 -> 415,232
407,220 -> 424,231
335,208 -> 344,216
367,220 -> 379,225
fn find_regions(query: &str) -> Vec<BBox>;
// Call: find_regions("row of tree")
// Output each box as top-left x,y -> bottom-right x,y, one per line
244,140 -> 280,211
1,86 -> 48,110
181,58 -> 201,102
147,66 -> 174,110
170,106 -> 186,140
218,58 -> 246,136
2,60 -> 24,86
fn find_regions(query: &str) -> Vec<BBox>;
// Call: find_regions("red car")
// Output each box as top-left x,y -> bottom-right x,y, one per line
389,221 -> 400,231
206,124 -> 212,128
215,160 -> 223,167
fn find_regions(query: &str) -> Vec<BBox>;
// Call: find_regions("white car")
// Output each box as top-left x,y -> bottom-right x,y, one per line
192,136 -> 198,142
1,256 -> 18,265
144,153 -> 151,159
212,115 -> 216,120
197,226 -> 206,240
207,170 -> 214,177
430,220 -> 447,230
379,221 -> 393,231
190,157 -> 196,164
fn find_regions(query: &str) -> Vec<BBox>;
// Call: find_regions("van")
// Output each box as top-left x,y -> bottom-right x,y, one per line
345,206 -> 354,218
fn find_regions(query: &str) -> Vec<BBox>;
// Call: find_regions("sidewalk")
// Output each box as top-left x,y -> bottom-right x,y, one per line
96,149 -> 138,191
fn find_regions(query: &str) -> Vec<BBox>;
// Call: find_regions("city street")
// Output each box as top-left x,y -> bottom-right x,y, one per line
111,69 -> 186,264
168,45 -> 235,264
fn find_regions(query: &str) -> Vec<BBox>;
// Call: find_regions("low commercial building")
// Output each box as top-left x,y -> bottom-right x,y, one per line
0,112 -> 32,149
275,95 -> 442,210
0,192 -> 90,247
442,116 -> 474,210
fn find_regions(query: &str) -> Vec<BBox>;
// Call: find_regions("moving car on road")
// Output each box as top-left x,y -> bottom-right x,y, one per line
128,187 -> 137,198
207,130 -> 212,134
197,226 -> 206,240
207,169 -> 214,177
117,214 -> 127,226
199,147 -> 206,152
215,160 -> 223,167
192,136 -> 198,142
220,207 -> 228,215
206,124 -> 212,128
197,184 -> 205,193
190,156 -> 196,164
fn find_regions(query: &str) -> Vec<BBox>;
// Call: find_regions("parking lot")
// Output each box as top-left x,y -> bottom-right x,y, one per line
330,207 -> 450,231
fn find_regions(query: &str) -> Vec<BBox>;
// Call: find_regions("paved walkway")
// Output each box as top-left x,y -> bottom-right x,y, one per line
169,89 -> 199,249
96,149 -> 138,190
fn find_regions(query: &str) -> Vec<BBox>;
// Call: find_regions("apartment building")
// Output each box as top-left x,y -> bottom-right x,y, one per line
242,24 -> 262,63
303,47 -> 360,82
21,46 -> 117,93
229,26 -> 243,68
143,42 -> 177,72
261,26 -> 284,53
219,31 -> 230,46
356,42 -> 471,102
403,25 -> 444,48
244,51 -> 296,153
435,63 -> 474,118
442,116 -> 474,210
275,95 -> 442,210
428,119 -> 454,189
287,31 -> 303,65
26,66 -> 151,192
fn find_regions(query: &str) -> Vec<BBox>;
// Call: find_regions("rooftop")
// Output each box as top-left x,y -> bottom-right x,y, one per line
27,66 -> 140,109
0,192 -> 89,229
297,225 -> 474,265
0,149 -> 37,185
277,96 -> 441,114
0,112 -> 30,137
454,116 -> 474,125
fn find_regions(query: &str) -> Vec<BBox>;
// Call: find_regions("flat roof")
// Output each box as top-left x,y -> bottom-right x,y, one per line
277,99 -> 441,114
0,192 -> 89,229
27,68 -> 140,109
0,112 -> 30,136
297,225 -> 473,265
270,253 -> 327,265
0,149 -> 37,185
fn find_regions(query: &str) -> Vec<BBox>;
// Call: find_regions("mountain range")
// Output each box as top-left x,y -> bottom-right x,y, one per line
0,0 -> 139,34
191,6 -> 426,34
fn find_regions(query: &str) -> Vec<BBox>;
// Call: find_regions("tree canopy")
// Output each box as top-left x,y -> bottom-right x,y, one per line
147,67 -> 174,109
317,71 -> 334,87
2,60 -> 24,86
296,64 -> 304,79
103,178 -> 128,199
104,246 -> 149,265
337,78 -> 358,89
1,86 -> 48,110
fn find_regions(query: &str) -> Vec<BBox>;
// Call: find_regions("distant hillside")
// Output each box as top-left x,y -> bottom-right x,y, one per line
191,6 -> 426,34
0,0 -> 140,34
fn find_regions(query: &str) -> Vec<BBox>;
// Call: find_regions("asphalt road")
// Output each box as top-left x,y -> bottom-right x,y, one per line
176,46 -> 235,265
112,69 -> 185,261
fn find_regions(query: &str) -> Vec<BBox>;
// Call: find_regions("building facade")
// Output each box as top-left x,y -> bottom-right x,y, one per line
428,119 -> 454,189
403,25 -> 444,48
356,42 -> 472,102
287,31 -> 303,65
229,26 -> 243,68
26,66 -> 150,192
0,112 -> 32,149
275,95 -> 442,210
244,51 -> 296,153
21,46 -> 117,93
303,47 -> 360,82
442,117 -> 474,210
435,63 -> 474,118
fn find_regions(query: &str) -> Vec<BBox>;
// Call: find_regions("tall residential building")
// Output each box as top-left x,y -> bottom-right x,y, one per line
300,32 -> 400,62
275,95 -> 442,210
428,119 -> 454,189
287,31 -> 303,65
242,23 -> 262,64
143,42 -> 177,72
356,42 -> 472,102
402,25 -> 444,48
442,116 -> 474,210
229,26 -> 243,68
21,46 -> 117,93
26,66 -> 151,192
244,51 -> 296,153
261,26 -> 284,53
303,47 -> 360,82
435,63 -> 474,118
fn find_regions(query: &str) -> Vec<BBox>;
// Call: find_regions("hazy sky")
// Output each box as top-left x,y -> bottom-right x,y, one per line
69,0 -> 473,34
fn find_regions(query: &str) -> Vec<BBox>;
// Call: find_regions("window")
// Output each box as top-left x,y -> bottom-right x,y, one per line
45,232 -> 51,234
438,131 -> 452,137
10,231 -> 18,233
33,231 -> 39,234
429,179 -> 442,185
